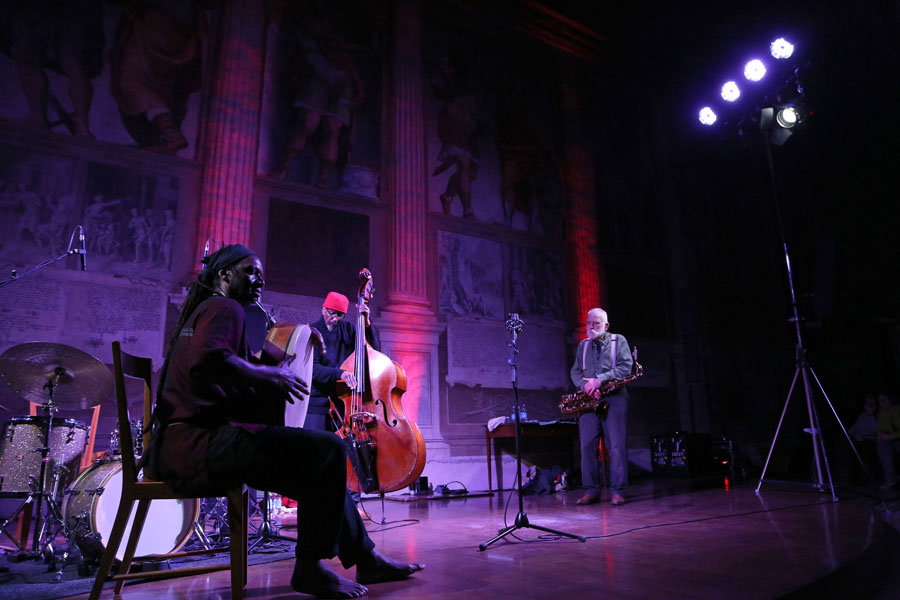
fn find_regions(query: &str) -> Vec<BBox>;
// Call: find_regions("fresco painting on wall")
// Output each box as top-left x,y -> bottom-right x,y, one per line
430,46 -> 483,220
438,231 -> 503,319
506,244 -> 563,323
82,162 -> 180,276
487,69 -> 563,236
264,198 -> 370,298
262,0 -> 381,194
107,0 -> 206,155
0,0 -> 105,139
0,145 -> 81,272
424,22 -> 563,233
0,1 -> 206,157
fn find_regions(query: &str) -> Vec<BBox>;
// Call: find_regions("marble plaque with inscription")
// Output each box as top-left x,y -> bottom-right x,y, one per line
446,317 -> 568,390
0,269 -> 168,367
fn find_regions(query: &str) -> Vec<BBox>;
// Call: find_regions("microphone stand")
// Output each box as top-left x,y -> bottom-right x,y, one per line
0,226 -> 86,287
479,314 -> 585,551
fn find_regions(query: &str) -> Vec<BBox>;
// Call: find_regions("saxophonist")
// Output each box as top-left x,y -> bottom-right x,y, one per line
570,308 -> 633,506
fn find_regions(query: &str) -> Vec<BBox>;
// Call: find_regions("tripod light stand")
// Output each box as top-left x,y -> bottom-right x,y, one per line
478,314 -> 585,551
755,129 -> 878,500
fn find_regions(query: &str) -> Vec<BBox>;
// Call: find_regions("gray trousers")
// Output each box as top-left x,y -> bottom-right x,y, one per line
578,392 -> 627,496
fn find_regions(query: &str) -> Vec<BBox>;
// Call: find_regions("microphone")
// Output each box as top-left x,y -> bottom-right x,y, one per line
201,238 -> 216,267
79,227 -> 87,271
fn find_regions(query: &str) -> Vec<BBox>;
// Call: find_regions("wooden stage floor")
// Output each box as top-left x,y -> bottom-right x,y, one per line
64,478 -> 888,600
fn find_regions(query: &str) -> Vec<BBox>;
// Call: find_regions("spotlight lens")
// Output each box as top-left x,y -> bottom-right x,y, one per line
699,107 -> 717,126
720,81 -> 740,102
744,59 -> 766,82
776,107 -> 799,128
770,38 -> 794,59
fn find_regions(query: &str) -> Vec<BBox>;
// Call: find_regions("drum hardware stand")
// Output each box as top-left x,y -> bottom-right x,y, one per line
1,372 -> 82,573
479,314 -> 585,551
190,496 -> 231,551
754,133 -> 883,505
249,490 -> 296,552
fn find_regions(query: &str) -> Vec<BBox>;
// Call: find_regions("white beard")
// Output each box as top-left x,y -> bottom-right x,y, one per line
587,327 -> 607,341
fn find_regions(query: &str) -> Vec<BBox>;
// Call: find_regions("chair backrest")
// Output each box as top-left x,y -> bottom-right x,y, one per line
111,341 -> 152,484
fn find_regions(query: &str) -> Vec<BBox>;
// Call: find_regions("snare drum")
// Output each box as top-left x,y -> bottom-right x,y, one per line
0,416 -> 88,496
63,459 -> 199,560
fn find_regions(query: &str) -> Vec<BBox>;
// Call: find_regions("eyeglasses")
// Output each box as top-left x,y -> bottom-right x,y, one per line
325,308 -> 345,319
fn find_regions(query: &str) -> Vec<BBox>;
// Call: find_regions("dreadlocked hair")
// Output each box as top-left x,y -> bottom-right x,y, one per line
156,260 -> 221,407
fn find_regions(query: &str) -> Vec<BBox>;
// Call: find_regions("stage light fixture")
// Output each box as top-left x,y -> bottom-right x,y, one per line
720,81 -> 740,102
760,104 -> 805,146
775,106 -> 799,128
699,107 -> 717,126
744,59 -> 766,81
770,38 -> 794,59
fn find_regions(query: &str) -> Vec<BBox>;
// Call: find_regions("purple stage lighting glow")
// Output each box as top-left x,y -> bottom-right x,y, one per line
770,38 -> 794,59
699,107 -> 717,126
720,81 -> 740,102
744,59 -> 766,81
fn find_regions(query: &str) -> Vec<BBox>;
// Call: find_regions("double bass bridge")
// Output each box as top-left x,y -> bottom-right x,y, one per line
349,411 -> 377,425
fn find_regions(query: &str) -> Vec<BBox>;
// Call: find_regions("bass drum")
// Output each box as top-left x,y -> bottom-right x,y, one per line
63,460 -> 199,560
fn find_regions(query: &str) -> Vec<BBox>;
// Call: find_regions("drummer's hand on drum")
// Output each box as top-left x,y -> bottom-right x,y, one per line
258,364 -> 308,402
341,370 -> 358,390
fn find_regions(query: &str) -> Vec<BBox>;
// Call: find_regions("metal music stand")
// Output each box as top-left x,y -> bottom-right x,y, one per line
755,132 -> 881,502
479,314 -> 585,551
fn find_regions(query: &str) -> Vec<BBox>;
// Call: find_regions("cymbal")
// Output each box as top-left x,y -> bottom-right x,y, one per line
0,342 -> 114,410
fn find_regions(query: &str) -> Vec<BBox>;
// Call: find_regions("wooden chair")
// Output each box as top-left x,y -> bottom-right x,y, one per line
90,341 -> 248,599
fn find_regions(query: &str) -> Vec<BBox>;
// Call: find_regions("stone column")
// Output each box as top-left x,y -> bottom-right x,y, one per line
378,0 -> 444,448
383,0 -> 430,313
560,60 -> 606,333
196,0 -> 266,254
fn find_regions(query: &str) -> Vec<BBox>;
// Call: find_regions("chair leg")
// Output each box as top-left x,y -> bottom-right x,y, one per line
228,488 -> 248,599
242,487 -> 249,586
90,499 -> 136,600
114,498 -> 152,594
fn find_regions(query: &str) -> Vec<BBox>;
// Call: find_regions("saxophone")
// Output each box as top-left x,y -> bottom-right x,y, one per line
559,347 -> 643,415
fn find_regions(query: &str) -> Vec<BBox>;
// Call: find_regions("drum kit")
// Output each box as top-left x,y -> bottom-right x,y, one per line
0,342 -> 289,578
0,342 -> 114,568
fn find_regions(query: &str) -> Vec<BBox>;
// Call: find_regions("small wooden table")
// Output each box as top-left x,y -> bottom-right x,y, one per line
484,421 -> 580,492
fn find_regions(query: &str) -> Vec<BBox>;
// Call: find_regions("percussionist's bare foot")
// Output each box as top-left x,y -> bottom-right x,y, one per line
355,549 -> 425,584
292,559 -> 368,598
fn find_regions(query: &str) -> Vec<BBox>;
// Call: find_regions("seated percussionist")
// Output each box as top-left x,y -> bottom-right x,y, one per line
148,244 -> 423,598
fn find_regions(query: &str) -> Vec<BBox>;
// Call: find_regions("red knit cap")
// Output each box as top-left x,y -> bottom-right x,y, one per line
323,291 -> 349,313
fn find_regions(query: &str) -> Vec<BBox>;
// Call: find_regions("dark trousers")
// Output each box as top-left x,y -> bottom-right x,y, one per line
206,424 -> 374,566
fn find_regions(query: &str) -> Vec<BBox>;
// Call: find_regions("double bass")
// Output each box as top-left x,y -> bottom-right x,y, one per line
334,269 -> 426,493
